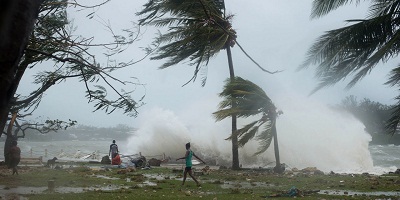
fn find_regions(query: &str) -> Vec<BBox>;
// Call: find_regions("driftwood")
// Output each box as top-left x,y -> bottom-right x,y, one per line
20,156 -> 43,165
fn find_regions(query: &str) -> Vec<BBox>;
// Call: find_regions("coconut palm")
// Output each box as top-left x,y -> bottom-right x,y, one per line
137,0 -> 242,169
213,77 -> 284,173
137,0 -> 235,83
301,0 -> 400,135
137,0 -> 279,169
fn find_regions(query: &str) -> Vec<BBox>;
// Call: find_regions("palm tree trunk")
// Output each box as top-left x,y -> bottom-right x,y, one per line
272,119 -> 283,173
226,45 -> 240,170
273,124 -> 280,165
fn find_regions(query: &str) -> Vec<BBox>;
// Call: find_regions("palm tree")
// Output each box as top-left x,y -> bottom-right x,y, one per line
137,0 -> 279,169
137,0 -> 241,169
301,0 -> 400,135
213,77 -> 284,173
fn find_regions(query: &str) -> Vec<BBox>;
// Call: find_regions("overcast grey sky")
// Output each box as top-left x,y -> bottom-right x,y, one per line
20,0 -> 397,128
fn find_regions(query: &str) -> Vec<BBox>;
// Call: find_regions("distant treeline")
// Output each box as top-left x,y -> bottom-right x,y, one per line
1,124 -> 135,142
335,96 -> 400,145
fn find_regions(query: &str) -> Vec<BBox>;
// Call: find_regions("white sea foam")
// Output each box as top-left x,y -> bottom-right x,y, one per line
271,94 -> 374,173
12,93 -> 394,174
123,93 -> 388,173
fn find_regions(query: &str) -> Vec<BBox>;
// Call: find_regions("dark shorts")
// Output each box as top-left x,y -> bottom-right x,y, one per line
185,167 -> 192,171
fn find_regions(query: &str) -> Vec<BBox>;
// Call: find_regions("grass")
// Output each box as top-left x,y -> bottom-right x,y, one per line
1,164 -> 399,199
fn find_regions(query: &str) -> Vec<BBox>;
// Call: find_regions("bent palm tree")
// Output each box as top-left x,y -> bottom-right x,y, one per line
213,77 -> 284,173
137,0 -> 278,169
137,0 -> 241,169
301,0 -> 400,135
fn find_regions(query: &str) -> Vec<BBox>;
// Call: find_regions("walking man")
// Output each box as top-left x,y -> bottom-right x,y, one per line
176,142 -> 206,186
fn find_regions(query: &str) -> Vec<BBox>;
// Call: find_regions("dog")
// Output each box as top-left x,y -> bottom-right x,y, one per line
46,157 -> 58,168
201,166 -> 211,175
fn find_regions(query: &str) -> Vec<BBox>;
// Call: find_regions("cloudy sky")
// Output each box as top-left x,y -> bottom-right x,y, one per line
20,0 -> 397,128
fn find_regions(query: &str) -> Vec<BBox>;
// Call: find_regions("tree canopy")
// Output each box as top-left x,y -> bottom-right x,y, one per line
214,76 -> 280,155
1,0 -> 147,138
137,0 -> 236,86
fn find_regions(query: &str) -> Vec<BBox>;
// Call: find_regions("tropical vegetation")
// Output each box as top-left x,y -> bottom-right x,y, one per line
2,0 -> 145,134
214,77 -> 284,173
336,95 -> 400,144
137,0 -> 278,170
137,0 -> 241,169
1,0 -> 145,165
301,0 -> 400,135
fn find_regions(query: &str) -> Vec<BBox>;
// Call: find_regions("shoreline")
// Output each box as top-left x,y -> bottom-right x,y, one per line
0,164 -> 400,199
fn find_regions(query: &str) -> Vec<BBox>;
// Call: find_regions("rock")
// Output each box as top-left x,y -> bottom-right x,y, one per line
314,170 -> 324,175
148,158 -> 162,166
301,167 -> 318,173
101,156 -> 111,164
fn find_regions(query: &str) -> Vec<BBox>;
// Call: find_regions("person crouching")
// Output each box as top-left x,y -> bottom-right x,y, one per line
112,153 -> 121,165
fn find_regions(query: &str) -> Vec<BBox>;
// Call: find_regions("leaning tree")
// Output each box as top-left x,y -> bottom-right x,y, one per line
0,0 -> 44,137
137,0 -> 279,169
2,0 -> 146,136
1,0 -> 146,164
214,76 -> 284,173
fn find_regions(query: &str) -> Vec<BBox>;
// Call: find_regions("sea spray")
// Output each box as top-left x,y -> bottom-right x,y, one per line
273,95 -> 374,173
124,106 -> 232,165
125,95 -> 375,173
125,107 -> 191,158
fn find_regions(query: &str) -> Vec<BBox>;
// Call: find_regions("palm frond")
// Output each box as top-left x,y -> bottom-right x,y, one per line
237,123 -> 260,147
213,107 -> 241,121
386,65 -> 400,87
253,122 -> 274,155
214,76 -> 278,153
368,0 -> 398,18
301,14 -> 399,93
214,77 -> 277,120
137,0 -> 235,86
311,0 -> 362,19
386,91 -> 400,135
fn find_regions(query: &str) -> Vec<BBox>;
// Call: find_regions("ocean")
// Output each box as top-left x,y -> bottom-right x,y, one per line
0,139 -> 399,175
1,103 -> 400,175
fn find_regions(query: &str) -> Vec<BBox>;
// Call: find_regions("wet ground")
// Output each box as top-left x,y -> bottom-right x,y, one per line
318,189 -> 400,197
1,164 -> 400,199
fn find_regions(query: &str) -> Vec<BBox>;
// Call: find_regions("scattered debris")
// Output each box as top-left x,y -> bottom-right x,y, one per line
202,166 -> 211,175
117,168 -> 136,174
148,158 -> 162,166
264,186 -> 303,198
